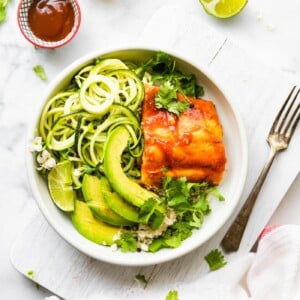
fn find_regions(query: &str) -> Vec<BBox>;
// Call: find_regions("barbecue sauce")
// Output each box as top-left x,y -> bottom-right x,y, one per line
28,0 -> 75,42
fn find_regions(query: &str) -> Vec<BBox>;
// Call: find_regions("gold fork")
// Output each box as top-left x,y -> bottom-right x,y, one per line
221,86 -> 300,252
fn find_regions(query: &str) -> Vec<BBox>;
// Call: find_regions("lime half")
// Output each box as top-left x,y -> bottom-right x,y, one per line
199,0 -> 247,19
48,160 -> 75,212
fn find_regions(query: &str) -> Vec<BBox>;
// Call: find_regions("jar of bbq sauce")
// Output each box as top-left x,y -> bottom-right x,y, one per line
28,0 -> 75,42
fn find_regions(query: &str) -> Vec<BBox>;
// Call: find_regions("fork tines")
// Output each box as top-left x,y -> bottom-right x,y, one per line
270,86 -> 300,142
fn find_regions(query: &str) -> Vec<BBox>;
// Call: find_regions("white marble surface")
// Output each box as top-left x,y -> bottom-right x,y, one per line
0,0 -> 300,299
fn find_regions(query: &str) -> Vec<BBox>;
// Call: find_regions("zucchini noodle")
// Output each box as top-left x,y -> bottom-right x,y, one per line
38,58 -> 145,187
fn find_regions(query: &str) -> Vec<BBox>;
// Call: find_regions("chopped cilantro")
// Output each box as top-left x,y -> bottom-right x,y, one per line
0,6 -> 6,23
138,198 -> 166,229
136,51 -> 175,78
149,177 -> 224,252
136,51 -> 204,117
135,273 -> 148,285
155,81 -> 190,117
149,210 -> 165,230
0,0 -> 9,24
204,248 -> 227,271
33,65 -> 47,81
138,198 -> 157,223
27,270 -> 34,279
166,290 -> 179,300
116,231 -> 137,252
27,269 -> 40,289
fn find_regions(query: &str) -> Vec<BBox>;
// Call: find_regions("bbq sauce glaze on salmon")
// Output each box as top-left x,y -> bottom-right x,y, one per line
141,85 -> 226,188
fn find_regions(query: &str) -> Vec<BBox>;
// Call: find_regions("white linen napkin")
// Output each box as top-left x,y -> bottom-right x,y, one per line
178,225 -> 300,300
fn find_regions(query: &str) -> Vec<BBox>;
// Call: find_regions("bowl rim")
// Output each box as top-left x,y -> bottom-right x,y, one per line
26,45 -> 248,266
17,0 -> 82,49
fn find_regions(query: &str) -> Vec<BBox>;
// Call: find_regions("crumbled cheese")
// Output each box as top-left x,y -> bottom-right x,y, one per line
36,150 -> 56,170
29,136 -> 43,152
139,243 -> 149,252
113,231 -> 121,241
136,208 -> 177,250
266,23 -> 275,31
255,10 -> 263,21
73,168 -> 81,177
110,244 -> 118,251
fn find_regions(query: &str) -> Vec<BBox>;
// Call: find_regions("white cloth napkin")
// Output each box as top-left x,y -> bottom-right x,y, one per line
178,225 -> 300,300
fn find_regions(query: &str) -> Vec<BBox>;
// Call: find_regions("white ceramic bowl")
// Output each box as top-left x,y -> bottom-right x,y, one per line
26,47 -> 248,266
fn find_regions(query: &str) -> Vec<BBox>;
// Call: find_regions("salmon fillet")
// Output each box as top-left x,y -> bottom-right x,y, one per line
141,85 -> 226,188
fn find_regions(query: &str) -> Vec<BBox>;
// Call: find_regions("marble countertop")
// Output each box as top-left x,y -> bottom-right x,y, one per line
0,0 -> 299,299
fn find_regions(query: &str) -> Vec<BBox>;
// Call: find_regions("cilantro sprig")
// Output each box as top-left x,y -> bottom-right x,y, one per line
135,273 -> 148,285
148,177 -> 224,252
0,0 -> 10,24
33,65 -> 47,81
116,231 -> 137,252
136,51 -> 204,116
155,81 -> 190,117
166,290 -> 179,300
204,248 -> 227,271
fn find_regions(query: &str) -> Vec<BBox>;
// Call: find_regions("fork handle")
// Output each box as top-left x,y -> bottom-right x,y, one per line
221,148 -> 278,252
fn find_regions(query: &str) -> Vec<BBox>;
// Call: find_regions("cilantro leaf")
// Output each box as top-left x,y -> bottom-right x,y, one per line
138,198 -> 157,223
209,186 -> 225,201
27,270 -> 34,280
166,290 -> 179,300
33,65 -> 47,81
149,210 -> 165,230
0,0 -> 9,24
135,273 -> 148,285
170,73 -> 204,98
0,6 -> 6,23
148,219 -> 193,252
204,248 -> 227,271
136,51 -> 175,78
27,269 -> 40,289
116,231 -> 137,252
154,81 -> 189,117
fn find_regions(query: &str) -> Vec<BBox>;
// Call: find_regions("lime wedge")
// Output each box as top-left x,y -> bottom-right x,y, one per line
48,160 -> 75,212
199,0 -> 247,19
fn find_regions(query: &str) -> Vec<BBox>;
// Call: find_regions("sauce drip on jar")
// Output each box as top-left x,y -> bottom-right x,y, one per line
28,0 -> 75,42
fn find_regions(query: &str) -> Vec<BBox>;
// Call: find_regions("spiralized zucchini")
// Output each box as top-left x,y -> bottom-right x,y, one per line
39,58 -> 144,188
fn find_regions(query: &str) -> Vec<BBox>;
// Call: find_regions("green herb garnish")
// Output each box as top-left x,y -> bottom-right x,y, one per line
204,248 -> 227,271
136,51 -> 204,116
116,231 -> 137,252
135,273 -> 148,285
136,51 -> 175,78
27,270 -> 40,289
148,177 -> 224,252
138,198 -> 157,223
155,81 -> 190,117
27,270 -> 34,279
166,290 -> 179,300
33,65 -> 47,81
0,0 -> 9,24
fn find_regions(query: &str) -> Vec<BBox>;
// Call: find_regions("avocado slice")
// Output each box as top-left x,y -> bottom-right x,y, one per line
103,125 -> 159,207
82,174 -> 133,226
72,200 -> 122,245
103,191 -> 140,223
